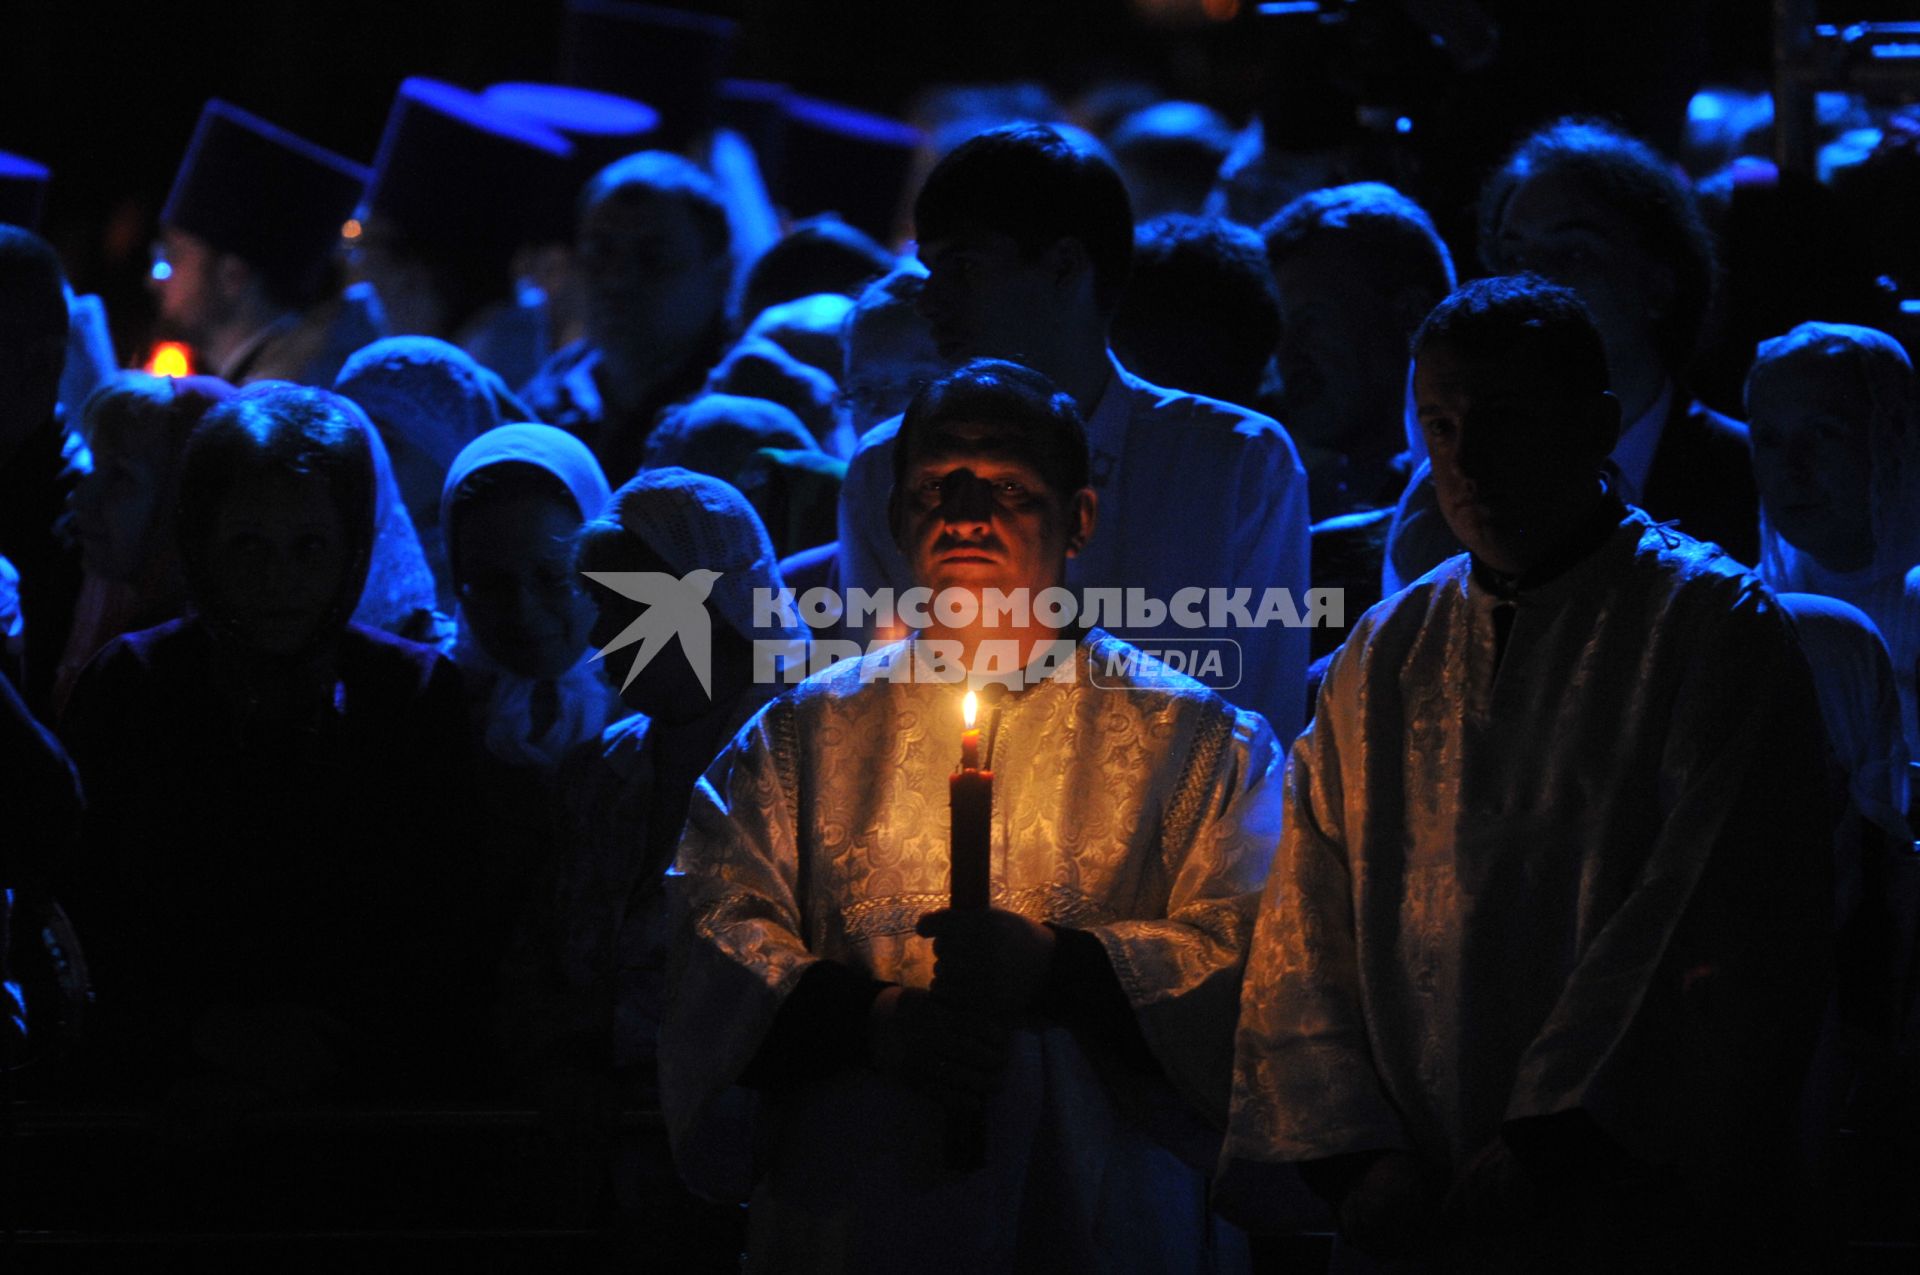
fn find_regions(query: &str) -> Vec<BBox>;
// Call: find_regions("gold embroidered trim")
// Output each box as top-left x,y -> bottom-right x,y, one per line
839,883 -> 1117,940
839,892 -> 950,939
1159,703 -> 1234,868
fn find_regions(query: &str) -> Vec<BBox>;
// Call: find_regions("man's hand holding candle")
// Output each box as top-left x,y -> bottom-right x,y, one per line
916,907 -> 1057,1018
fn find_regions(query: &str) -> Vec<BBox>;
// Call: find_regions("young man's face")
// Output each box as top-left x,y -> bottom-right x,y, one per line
916,231 -> 1062,369
1489,171 -> 1670,377
578,186 -> 729,362
1271,251 -> 1412,454
1414,339 -> 1613,575
895,420 -> 1094,607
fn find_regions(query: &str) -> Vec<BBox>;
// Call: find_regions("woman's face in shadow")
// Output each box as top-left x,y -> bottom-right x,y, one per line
453,491 -> 596,680
1747,366 -> 1876,572
203,470 -> 352,656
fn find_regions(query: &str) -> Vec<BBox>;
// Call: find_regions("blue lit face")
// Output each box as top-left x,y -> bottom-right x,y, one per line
1271,250 -> 1410,453
578,187 -> 729,364
1747,364 -> 1876,571
844,296 -> 946,435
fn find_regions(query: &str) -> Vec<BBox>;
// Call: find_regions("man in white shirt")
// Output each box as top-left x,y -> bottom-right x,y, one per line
837,124 -> 1313,740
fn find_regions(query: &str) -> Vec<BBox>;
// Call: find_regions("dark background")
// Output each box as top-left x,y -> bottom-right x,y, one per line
0,0 -> 1804,359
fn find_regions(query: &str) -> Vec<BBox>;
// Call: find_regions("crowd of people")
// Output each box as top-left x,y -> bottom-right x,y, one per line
3,4 -> 1919,1270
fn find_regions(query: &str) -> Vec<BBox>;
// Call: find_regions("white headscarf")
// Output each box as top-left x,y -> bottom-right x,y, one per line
1750,322 -> 1920,593
601,465 -> 806,651
443,423 -> 616,769
1750,322 -> 1920,758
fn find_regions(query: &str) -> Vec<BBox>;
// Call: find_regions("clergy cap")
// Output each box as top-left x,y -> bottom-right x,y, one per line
482,82 -> 661,175
558,1 -> 738,148
365,78 -> 574,272
483,82 -> 662,242
161,101 -> 368,298
0,151 -> 50,232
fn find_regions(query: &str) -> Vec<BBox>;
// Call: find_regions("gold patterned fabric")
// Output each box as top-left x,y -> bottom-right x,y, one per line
1221,511 -> 1837,1220
658,629 -> 1283,1270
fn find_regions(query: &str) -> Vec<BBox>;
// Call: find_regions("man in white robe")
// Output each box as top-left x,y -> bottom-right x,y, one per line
661,359 -> 1283,1272
1221,276 -> 1839,1269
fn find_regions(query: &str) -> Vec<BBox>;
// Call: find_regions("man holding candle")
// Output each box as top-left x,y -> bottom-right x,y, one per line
659,360 -> 1284,1272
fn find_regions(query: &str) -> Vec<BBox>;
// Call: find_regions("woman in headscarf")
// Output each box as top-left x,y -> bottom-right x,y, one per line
334,335 -> 534,607
498,468 -> 803,1105
56,372 -> 234,715
442,423 -> 615,773
643,393 -> 844,563
233,378 -> 450,652
1747,322 -> 1920,759
641,391 -> 817,483
1748,329 -> 1920,1123
441,423 -> 616,955
60,384 -> 482,1103
350,403 -> 453,650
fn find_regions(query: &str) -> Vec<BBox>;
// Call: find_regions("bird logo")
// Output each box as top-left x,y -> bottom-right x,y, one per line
583,569 -> 723,697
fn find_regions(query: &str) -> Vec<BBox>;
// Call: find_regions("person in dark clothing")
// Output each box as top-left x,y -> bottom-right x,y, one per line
736,214 -> 896,334
521,152 -> 734,486
61,384 -> 481,1104
1,667 -> 89,1079
1261,182 -> 1456,520
1110,214 -> 1279,412
0,225 -> 87,720
1479,116 -> 1758,564
56,373 -> 234,715
1384,118 -> 1764,593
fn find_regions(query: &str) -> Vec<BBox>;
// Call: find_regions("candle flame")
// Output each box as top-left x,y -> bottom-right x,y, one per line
963,689 -> 978,728
144,341 -> 192,377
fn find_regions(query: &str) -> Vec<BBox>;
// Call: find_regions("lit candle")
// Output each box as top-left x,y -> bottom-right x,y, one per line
947,689 -> 993,1172
960,691 -> 982,770
949,690 -> 992,912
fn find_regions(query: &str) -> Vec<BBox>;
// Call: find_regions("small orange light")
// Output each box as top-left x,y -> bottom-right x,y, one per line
963,689 -> 978,728
341,218 -> 362,241
1203,0 -> 1240,19
144,341 -> 193,377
